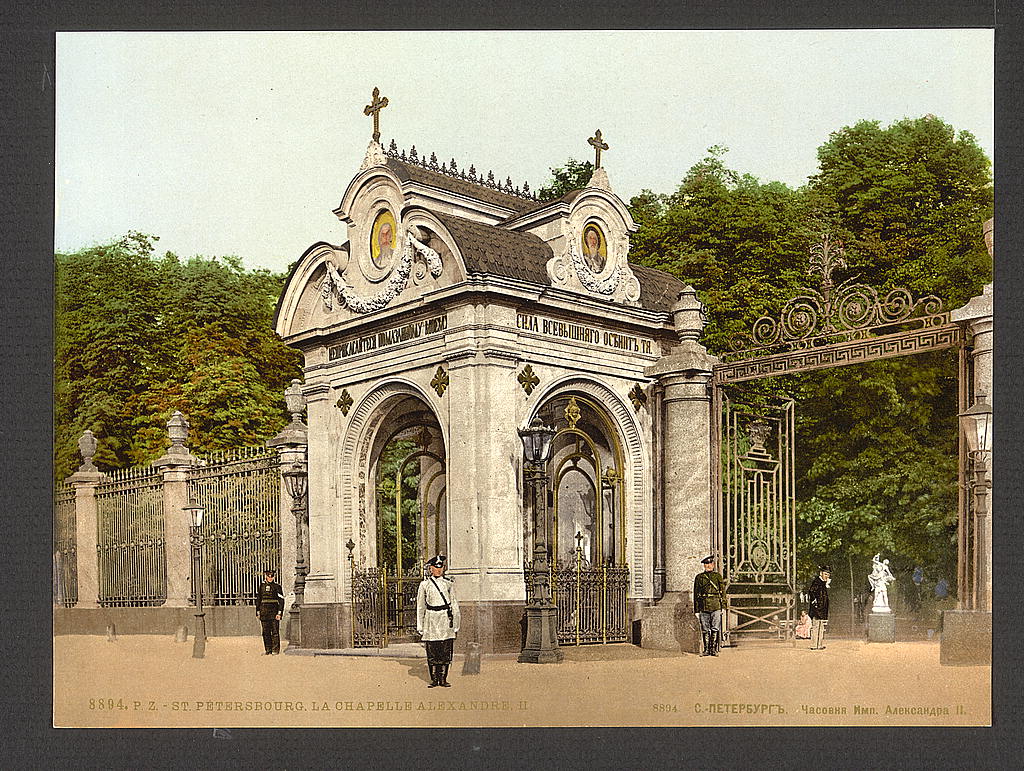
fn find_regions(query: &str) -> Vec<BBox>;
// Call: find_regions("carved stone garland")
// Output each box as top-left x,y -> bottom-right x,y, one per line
320,230 -> 443,314
547,226 -> 641,304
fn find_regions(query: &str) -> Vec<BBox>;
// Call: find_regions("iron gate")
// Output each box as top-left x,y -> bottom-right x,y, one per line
96,465 -> 167,607
716,395 -> 797,638
350,565 -> 421,648
189,447 -> 282,605
526,544 -> 631,645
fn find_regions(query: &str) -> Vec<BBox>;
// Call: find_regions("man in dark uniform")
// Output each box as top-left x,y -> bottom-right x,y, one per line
255,568 -> 285,655
808,564 -> 831,650
416,555 -> 460,687
693,555 -> 726,657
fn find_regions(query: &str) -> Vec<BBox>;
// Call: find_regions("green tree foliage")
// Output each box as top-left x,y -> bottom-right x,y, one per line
628,146 -> 815,357
625,118 -> 991,586
537,159 -> 594,201
810,115 -> 992,306
55,233 -> 302,478
375,437 -> 422,572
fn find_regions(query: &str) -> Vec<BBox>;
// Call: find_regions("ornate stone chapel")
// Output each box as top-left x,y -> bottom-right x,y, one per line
271,92 -> 993,658
272,95 -> 722,653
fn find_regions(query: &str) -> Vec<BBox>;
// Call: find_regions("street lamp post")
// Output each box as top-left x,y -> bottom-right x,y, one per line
184,505 -> 207,659
518,416 -> 562,664
282,461 -> 309,647
959,393 -> 992,611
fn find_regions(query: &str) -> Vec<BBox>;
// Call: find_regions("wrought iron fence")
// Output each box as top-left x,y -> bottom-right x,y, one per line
350,564 -> 421,648
54,483 -> 78,607
189,447 -> 281,606
525,553 -> 630,645
96,465 -> 167,607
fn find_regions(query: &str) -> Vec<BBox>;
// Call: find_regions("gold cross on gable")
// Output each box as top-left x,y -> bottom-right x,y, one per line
588,129 -> 609,168
363,86 -> 389,143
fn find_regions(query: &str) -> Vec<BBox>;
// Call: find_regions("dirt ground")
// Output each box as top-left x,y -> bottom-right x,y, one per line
54,634 -> 990,728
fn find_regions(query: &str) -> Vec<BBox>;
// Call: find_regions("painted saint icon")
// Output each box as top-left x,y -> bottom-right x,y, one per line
370,209 -> 398,270
581,224 -> 607,273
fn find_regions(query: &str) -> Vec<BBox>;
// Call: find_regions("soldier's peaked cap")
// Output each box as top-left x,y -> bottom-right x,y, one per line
426,555 -> 447,567
701,555 -> 715,564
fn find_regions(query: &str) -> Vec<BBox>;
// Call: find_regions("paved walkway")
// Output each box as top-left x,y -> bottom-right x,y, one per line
54,635 -> 990,728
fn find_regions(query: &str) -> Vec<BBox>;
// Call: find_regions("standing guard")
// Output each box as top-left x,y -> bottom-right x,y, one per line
694,555 -> 726,656
808,564 -> 831,650
416,555 -> 460,687
256,568 -> 285,655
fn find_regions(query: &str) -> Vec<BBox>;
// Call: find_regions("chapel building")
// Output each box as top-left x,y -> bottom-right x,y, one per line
273,116 -> 717,653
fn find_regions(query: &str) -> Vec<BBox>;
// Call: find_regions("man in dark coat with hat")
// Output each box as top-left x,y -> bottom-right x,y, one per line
416,555 -> 460,687
693,555 -> 726,656
808,565 -> 831,650
255,568 -> 285,655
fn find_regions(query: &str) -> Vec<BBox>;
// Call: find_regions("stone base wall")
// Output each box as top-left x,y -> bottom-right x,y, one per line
53,606 -> 261,637
456,601 -> 526,654
298,601 -> 527,654
296,603 -> 353,649
638,591 -> 700,654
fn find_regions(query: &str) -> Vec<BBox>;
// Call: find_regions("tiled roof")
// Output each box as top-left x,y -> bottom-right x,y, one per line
500,189 -> 583,223
630,263 -> 688,312
386,159 -> 535,213
435,212 -> 687,312
434,212 -> 552,282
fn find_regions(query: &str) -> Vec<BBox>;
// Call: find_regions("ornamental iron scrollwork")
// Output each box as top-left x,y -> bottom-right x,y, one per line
718,396 -> 796,639
524,542 -> 630,646
726,233 -> 946,362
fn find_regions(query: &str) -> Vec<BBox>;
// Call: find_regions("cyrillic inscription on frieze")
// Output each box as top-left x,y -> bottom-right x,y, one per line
328,315 -> 448,361
516,313 -> 654,355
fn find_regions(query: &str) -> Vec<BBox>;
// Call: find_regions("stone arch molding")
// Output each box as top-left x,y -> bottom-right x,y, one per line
546,189 -> 641,305
321,171 -> 444,315
527,375 -> 651,595
338,378 -> 448,571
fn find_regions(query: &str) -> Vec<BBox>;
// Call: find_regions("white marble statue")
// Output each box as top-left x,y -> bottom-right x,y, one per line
868,553 -> 896,613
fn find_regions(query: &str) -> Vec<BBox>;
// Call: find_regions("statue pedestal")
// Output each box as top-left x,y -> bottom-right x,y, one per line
868,611 -> 896,643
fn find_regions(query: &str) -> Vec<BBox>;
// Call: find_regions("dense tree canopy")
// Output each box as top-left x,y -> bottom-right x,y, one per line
55,233 -> 302,478
624,117 -> 991,587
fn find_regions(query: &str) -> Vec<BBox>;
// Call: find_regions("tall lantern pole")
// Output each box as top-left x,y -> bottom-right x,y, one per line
282,461 -> 309,646
958,393 -> 992,611
518,416 -> 562,664
183,505 -> 207,658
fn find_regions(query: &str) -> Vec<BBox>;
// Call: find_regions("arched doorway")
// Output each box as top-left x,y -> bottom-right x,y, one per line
527,393 -> 629,644
352,396 -> 446,647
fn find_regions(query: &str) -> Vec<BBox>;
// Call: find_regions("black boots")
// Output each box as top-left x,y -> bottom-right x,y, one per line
700,631 -> 721,657
427,663 -> 452,688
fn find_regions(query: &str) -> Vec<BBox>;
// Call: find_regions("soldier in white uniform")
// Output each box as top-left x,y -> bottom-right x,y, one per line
416,554 -> 460,688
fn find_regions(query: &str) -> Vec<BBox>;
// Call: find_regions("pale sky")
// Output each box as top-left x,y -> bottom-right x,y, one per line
55,30 -> 994,274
